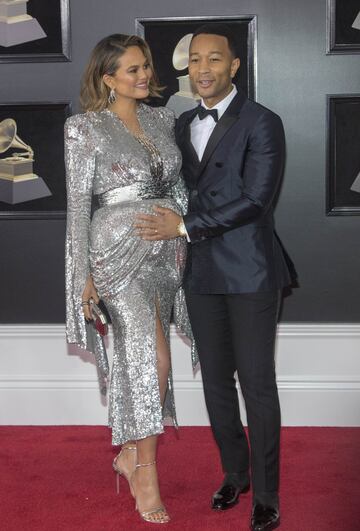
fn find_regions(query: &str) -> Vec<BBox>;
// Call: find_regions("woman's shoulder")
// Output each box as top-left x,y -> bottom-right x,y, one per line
153,105 -> 175,119
64,112 -> 104,144
141,104 -> 175,132
65,111 -> 98,130
142,103 -> 174,120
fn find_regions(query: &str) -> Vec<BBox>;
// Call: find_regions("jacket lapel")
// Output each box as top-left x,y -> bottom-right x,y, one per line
197,91 -> 247,177
178,106 -> 200,168
184,118 -> 200,164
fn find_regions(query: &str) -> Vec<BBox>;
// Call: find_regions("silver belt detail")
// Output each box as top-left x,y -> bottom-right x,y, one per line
97,185 -> 139,206
97,183 -> 173,207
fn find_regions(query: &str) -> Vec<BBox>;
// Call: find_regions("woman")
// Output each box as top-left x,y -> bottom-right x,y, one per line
65,34 -> 195,524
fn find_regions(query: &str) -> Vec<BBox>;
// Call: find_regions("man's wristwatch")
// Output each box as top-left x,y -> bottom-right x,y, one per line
176,218 -> 187,237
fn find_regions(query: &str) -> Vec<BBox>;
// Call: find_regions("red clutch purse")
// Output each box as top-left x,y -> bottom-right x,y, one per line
89,299 -> 108,336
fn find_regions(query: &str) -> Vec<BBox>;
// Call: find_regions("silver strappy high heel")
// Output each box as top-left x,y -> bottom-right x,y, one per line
133,460 -> 170,524
112,444 -> 137,495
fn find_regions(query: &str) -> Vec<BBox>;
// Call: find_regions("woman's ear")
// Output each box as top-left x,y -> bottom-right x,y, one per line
102,74 -> 113,89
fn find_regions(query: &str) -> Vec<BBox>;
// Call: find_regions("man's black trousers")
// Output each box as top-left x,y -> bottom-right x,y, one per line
185,289 -> 281,507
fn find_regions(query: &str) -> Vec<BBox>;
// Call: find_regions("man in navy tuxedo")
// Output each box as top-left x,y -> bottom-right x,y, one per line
136,24 -> 293,531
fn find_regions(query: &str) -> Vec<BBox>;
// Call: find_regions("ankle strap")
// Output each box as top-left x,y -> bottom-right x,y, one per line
122,445 -> 137,451
136,460 -> 156,468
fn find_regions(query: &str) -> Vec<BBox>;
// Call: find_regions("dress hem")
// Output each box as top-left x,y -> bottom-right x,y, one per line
109,414 -> 178,446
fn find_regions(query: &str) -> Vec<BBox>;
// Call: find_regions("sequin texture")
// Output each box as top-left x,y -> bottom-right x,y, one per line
65,104 -> 197,445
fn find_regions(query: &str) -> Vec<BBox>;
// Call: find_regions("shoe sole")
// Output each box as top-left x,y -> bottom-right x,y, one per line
211,484 -> 250,511
250,517 -> 280,531
212,498 -> 239,511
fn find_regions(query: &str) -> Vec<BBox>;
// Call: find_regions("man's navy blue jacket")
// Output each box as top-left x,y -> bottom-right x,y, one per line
176,90 -> 294,294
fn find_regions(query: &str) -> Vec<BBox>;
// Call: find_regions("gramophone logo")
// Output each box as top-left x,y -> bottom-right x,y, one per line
349,6 -> 360,198
166,33 -> 200,118
0,0 -> 46,47
351,172 -> 360,194
0,118 -> 51,204
352,11 -> 360,31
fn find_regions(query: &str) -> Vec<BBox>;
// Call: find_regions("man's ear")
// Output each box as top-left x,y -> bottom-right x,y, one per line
231,58 -> 240,79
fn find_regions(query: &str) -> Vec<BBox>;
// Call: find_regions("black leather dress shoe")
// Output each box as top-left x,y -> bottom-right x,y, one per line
250,504 -> 280,530
211,480 -> 250,511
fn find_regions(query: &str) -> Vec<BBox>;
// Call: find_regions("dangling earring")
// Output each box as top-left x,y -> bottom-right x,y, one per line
108,88 -> 116,104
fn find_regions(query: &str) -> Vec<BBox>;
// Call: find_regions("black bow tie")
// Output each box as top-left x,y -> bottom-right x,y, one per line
196,105 -> 219,122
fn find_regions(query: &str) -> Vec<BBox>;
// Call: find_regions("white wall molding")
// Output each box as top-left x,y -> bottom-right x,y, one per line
1,324 -> 359,426
2,374 -> 360,391
2,322 -> 360,336
276,323 -> 360,336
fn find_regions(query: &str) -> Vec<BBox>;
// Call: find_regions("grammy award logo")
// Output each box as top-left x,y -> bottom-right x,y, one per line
0,0 -> 46,47
166,33 -> 200,118
0,118 -> 51,204
352,11 -> 360,31
351,172 -> 360,194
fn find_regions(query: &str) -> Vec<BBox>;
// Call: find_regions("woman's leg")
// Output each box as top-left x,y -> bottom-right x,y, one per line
155,304 -> 171,404
133,435 -> 169,522
113,439 -> 137,482
131,310 -> 171,522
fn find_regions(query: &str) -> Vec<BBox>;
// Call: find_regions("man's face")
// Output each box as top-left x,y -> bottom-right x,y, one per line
188,33 -> 240,107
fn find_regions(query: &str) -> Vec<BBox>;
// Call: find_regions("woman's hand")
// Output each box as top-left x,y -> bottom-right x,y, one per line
81,275 -> 99,321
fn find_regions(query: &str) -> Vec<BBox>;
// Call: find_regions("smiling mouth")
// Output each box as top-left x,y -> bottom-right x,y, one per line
135,83 -> 148,89
197,80 -> 214,88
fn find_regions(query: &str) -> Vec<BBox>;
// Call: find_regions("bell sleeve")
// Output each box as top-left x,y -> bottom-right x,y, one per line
171,169 -> 199,370
159,107 -> 199,369
65,114 -> 94,345
64,114 -> 109,388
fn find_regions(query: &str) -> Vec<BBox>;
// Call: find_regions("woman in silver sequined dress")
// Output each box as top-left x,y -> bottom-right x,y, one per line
65,34 -> 195,524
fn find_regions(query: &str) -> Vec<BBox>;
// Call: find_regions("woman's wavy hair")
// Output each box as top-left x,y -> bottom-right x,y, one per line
80,34 -> 163,112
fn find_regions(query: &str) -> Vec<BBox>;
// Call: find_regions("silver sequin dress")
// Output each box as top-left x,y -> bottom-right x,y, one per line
65,104 -> 196,445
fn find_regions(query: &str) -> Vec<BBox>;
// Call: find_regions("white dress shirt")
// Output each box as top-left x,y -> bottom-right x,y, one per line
190,85 -> 238,160
182,85 -> 237,242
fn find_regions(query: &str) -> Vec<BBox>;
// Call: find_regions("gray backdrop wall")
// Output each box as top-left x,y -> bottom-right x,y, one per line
1,0 -> 359,323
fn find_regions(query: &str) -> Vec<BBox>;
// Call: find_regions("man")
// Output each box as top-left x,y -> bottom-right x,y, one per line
136,24 -> 292,531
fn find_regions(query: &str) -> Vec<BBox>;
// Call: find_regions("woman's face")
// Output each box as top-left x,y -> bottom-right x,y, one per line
104,46 -> 152,102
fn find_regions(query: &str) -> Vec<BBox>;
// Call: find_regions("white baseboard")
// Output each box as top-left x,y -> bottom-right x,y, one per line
1,324 -> 359,426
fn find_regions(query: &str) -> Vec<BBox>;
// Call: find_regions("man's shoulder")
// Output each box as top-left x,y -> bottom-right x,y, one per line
242,98 -> 282,125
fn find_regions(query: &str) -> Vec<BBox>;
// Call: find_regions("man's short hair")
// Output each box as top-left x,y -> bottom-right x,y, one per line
191,24 -> 239,58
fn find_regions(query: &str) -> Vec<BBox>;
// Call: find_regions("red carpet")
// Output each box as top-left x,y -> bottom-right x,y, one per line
1,427 -> 359,530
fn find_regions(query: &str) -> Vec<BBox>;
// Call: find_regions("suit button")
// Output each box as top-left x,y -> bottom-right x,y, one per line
215,162 -> 223,168
210,191 -> 217,196
191,189 -> 198,197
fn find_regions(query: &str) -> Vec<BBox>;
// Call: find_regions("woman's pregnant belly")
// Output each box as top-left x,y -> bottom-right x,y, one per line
89,198 -> 185,298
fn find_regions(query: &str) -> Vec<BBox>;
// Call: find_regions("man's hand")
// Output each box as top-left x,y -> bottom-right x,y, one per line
135,205 -> 181,240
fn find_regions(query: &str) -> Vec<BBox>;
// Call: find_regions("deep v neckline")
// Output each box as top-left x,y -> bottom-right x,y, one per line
105,104 -> 147,139
104,106 -> 163,179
